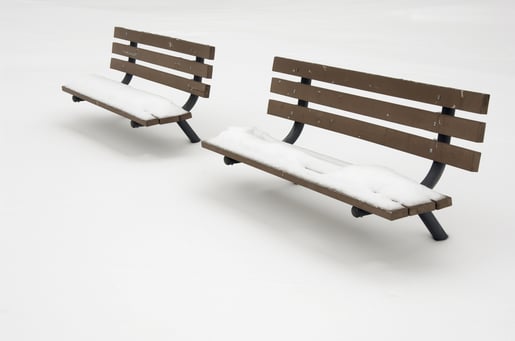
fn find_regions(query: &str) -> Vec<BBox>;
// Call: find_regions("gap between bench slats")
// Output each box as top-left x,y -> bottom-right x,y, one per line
110,58 -> 210,97
270,78 -> 486,142
112,43 -> 213,78
273,57 -> 489,115
267,100 -> 482,172
114,27 -> 215,60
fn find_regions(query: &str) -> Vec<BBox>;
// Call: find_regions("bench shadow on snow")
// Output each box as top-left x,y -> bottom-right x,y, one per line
203,177 -> 449,273
59,112 -> 198,158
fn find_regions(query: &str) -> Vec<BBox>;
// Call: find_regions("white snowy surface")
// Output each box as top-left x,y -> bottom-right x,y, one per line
63,74 -> 188,120
206,126 -> 446,211
1,1 -> 514,341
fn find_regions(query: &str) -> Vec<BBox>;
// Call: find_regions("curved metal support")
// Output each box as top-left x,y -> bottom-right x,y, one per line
177,120 -> 200,143
418,106 -> 455,240
282,77 -> 311,144
420,107 -> 455,189
121,41 -> 138,85
182,94 -> 199,112
420,161 -> 446,189
182,57 -> 204,112
419,212 -> 449,241
283,122 -> 305,144
72,95 -> 84,103
176,57 -> 204,142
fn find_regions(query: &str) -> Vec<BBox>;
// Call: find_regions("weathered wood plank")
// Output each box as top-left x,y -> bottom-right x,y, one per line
271,78 -> 486,142
268,100 -> 482,171
273,57 -> 490,114
110,58 -> 210,97
112,42 -> 213,78
114,27 -> 215,59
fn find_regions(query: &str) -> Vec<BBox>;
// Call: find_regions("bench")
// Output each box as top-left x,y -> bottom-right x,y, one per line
202,56 -> 490,241
62,27 -> 215,143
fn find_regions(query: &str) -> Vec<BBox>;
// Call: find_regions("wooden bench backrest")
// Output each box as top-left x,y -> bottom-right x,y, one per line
110,27 -> 215,98
268,57 -> 490,172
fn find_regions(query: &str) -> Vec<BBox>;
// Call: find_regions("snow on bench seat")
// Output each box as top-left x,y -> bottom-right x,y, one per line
202,127 -> 452,220
62,74 -> 191,126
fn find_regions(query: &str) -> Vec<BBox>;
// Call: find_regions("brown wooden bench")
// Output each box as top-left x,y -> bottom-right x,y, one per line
202,56 -> 490,240
62,27 -> 215,143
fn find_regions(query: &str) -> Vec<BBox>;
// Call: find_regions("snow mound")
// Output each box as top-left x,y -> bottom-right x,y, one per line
206,126 -> 447,211
63,74 -> 187,121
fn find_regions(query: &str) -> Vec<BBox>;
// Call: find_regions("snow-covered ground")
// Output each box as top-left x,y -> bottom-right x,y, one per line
1,0 -> 514,340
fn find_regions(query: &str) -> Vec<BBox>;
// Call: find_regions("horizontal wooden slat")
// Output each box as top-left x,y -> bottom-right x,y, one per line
202,141 -> 452,220
112,43 -> 213,78
408,201 -> 438,216
114,27 -> 215,59
62,86 -> 192,126
273,57 -> 490,114
435,196 -> 453,210
271,78 -> 486,142
110,58 -> 210,97
268,100 -> 482,171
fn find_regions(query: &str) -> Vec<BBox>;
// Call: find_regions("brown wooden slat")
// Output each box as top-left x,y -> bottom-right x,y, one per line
110,58 -> 210,97
158,114 -> 192,125
408,196 -> 453,215
114,27 -> 215,59
202,141 -> 453,220
62,86 -> 192,125
273,57 -> 490,114
271,78 -> 486,142
408,202 -> 437,216
435,196 -> 453,210
112,43 -> 213,78
268,100 -> 482,171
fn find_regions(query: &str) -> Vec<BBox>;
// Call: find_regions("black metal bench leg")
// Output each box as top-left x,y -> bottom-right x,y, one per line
224,156 -> 239,165
351,206 -> 371,218
177,120 -> 200,143
72,95 -> 84,102
419,212 -> 448,241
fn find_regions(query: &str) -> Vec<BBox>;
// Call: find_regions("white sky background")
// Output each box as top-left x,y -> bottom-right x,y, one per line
1,0 -> 514,340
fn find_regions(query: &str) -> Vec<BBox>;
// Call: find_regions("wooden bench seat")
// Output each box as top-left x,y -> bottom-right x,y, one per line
202,56 -> 490,241
62,27 -> 215,143
203,127 -> 452,220
62,74 -> 191,126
